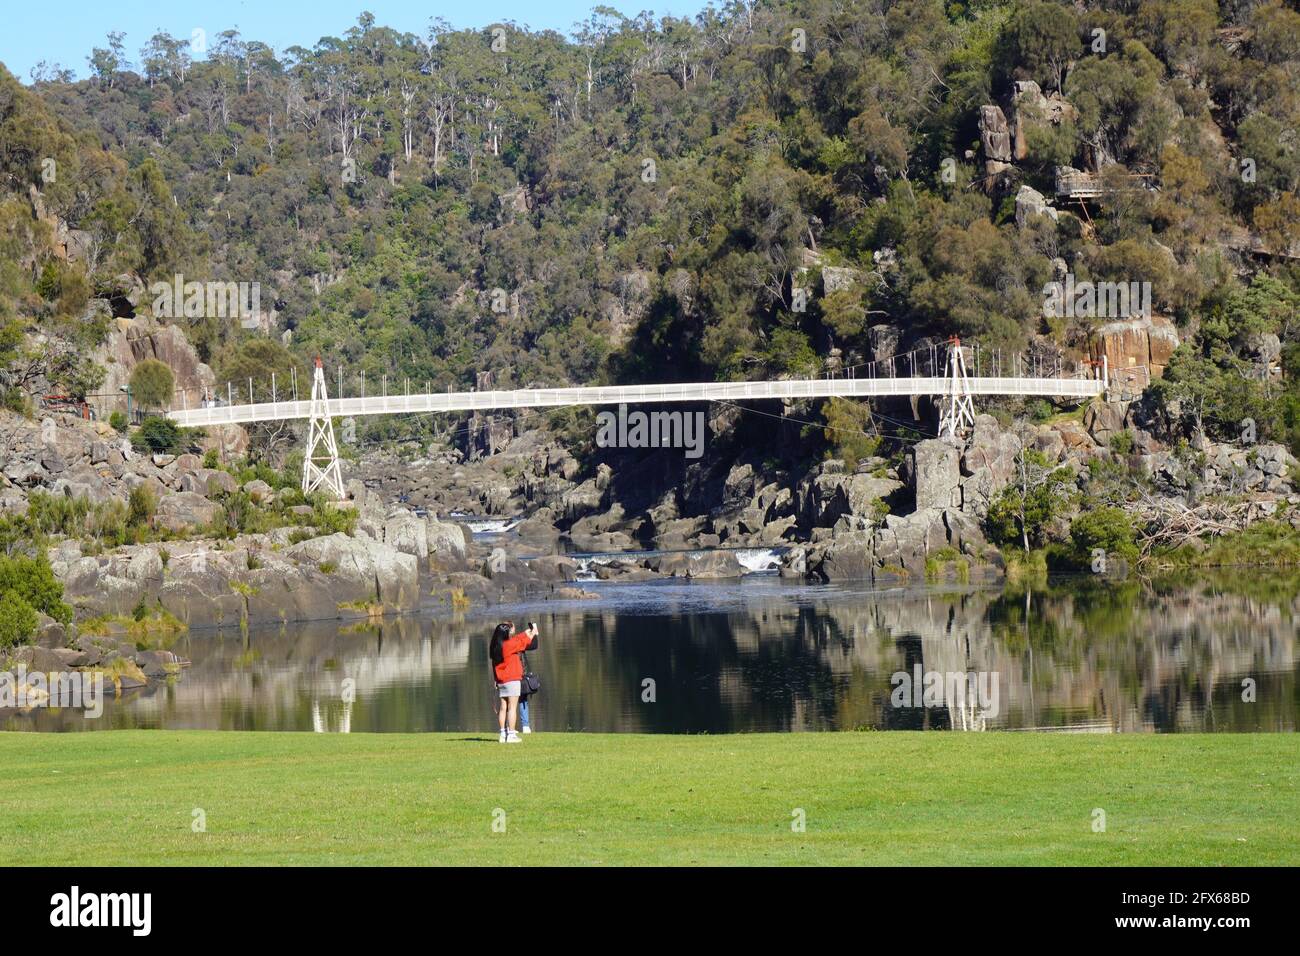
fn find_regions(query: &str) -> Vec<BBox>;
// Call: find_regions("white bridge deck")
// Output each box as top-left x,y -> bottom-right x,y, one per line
168,375 -> 1104,427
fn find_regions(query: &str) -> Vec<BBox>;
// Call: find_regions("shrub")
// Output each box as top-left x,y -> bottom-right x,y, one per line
129,359 -> 175,410
88,499 -> 128,548
1069,506 -> 1139,568
202,448 -> 219,469
312,502 -> 357,536
0,554 -> 72,624
127,484 -> 157,527
1108,430 -> 1135,454
27,492 -> 91,537
0,589 -> 38,648
822,397 -> 881,470
133,416 -> 184,454
231,459 -> 294,490
108,410 -> 127,432
985,450 -> 1075,551
1027,399 -> 1054,422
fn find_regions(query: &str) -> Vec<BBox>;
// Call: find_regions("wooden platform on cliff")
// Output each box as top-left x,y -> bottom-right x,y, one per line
1054,170 -> 1158,201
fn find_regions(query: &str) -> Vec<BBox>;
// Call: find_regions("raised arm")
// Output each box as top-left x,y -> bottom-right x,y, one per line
509,632 -> 538,653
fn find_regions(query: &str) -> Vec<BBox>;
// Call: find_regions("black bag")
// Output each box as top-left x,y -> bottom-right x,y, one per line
520,651 -> 541,697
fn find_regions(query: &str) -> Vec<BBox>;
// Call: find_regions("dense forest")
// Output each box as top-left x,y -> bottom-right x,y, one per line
2,0 -> 1299,455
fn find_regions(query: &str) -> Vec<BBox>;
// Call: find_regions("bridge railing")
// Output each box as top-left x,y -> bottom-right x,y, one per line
166,370 -> 1106,428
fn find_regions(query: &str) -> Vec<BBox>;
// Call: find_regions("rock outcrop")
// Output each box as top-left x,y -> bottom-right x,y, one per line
1090,315 -> 1180,384
807,508 -> 1001,583
1010,80 -> 1077,162
93,318 -> 218,416
907,439 -> 962,511
978,105 -> 1013,189
285,533 -> 420,609
1015,184 -> 1058,228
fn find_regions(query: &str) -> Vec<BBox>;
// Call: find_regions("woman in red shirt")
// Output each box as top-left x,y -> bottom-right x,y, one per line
490,621 -> 538,743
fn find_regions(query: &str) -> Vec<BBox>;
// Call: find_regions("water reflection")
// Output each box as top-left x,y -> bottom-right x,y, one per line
6,571 -> 1298,733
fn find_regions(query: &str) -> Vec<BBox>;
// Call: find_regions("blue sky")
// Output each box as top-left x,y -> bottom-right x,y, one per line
3,0 -> 712,84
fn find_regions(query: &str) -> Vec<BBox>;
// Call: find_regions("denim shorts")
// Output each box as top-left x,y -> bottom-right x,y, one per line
497,680 -> 521,698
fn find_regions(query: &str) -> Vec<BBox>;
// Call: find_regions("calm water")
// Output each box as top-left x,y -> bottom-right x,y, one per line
7,571 -> 1300,733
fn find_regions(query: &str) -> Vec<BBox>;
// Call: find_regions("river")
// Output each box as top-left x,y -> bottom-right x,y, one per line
7,565 -> 1298,734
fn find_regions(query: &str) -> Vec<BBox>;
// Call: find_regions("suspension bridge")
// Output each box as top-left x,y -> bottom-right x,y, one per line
165,339 -> 1108,498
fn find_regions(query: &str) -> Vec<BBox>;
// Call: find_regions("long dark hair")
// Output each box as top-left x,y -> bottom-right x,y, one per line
489,622 -> 512,666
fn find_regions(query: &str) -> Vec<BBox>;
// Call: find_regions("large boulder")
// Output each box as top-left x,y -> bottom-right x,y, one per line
198,424 -> 250,460
649,514 -> 707,550
243,479 -> 274,502
868,324 -> 901,363
156,549 -> 247,627
978,104 -> 1013,188
241,563 -> 343,627
1083,401 -> 1128,445
1090,315 -> 1180,381
810,529 -> 876,581
644,550 -> 742,579
1254,443 -> 1297,478
907,439 -> 962,511
808,507 -> 998,583
875,510 -> 944,576
1014,185 -> 1058,228
959,416 -> 1022,519
529,555 -> 580,583
384,510 -> 429,560
979,104 -> 1012,163
284,533 -> 419,609
62,557 -> 149,618
821,266 -> 862,294
154,492 -> 223,532
560,479 -> 605,521
797,471 -> 901,527
426,516 -> 469,566
126,547 -> 165,585
180,468 -> 237,496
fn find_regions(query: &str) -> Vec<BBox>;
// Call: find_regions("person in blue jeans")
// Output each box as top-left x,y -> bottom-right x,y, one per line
518,643 -> 537,733
519,691 -> 532,733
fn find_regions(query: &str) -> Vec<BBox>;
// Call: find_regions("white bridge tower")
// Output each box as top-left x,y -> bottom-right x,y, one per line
938,336 -> 976,440
302,357 -> 345,498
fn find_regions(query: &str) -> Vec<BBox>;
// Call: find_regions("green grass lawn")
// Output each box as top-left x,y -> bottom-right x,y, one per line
1,730 -> 1295,865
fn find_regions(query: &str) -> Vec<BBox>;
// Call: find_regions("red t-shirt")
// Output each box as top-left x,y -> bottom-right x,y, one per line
494,632 -> 534,684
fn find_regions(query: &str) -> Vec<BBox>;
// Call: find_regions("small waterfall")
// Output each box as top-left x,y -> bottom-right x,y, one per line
466,517 -> 520,534
735,548 -> 782,573
446,513 -> 520,534
573,554 -> 616,581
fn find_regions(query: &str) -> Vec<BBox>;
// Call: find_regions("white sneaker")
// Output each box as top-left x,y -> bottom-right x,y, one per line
499,729 -> 507,743
505,731 -> 522,743
522,726 -> 532,734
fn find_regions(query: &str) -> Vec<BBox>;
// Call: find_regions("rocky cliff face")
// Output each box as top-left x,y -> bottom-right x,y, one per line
92,318 -> 217,415
1089,315 -> 1180,387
